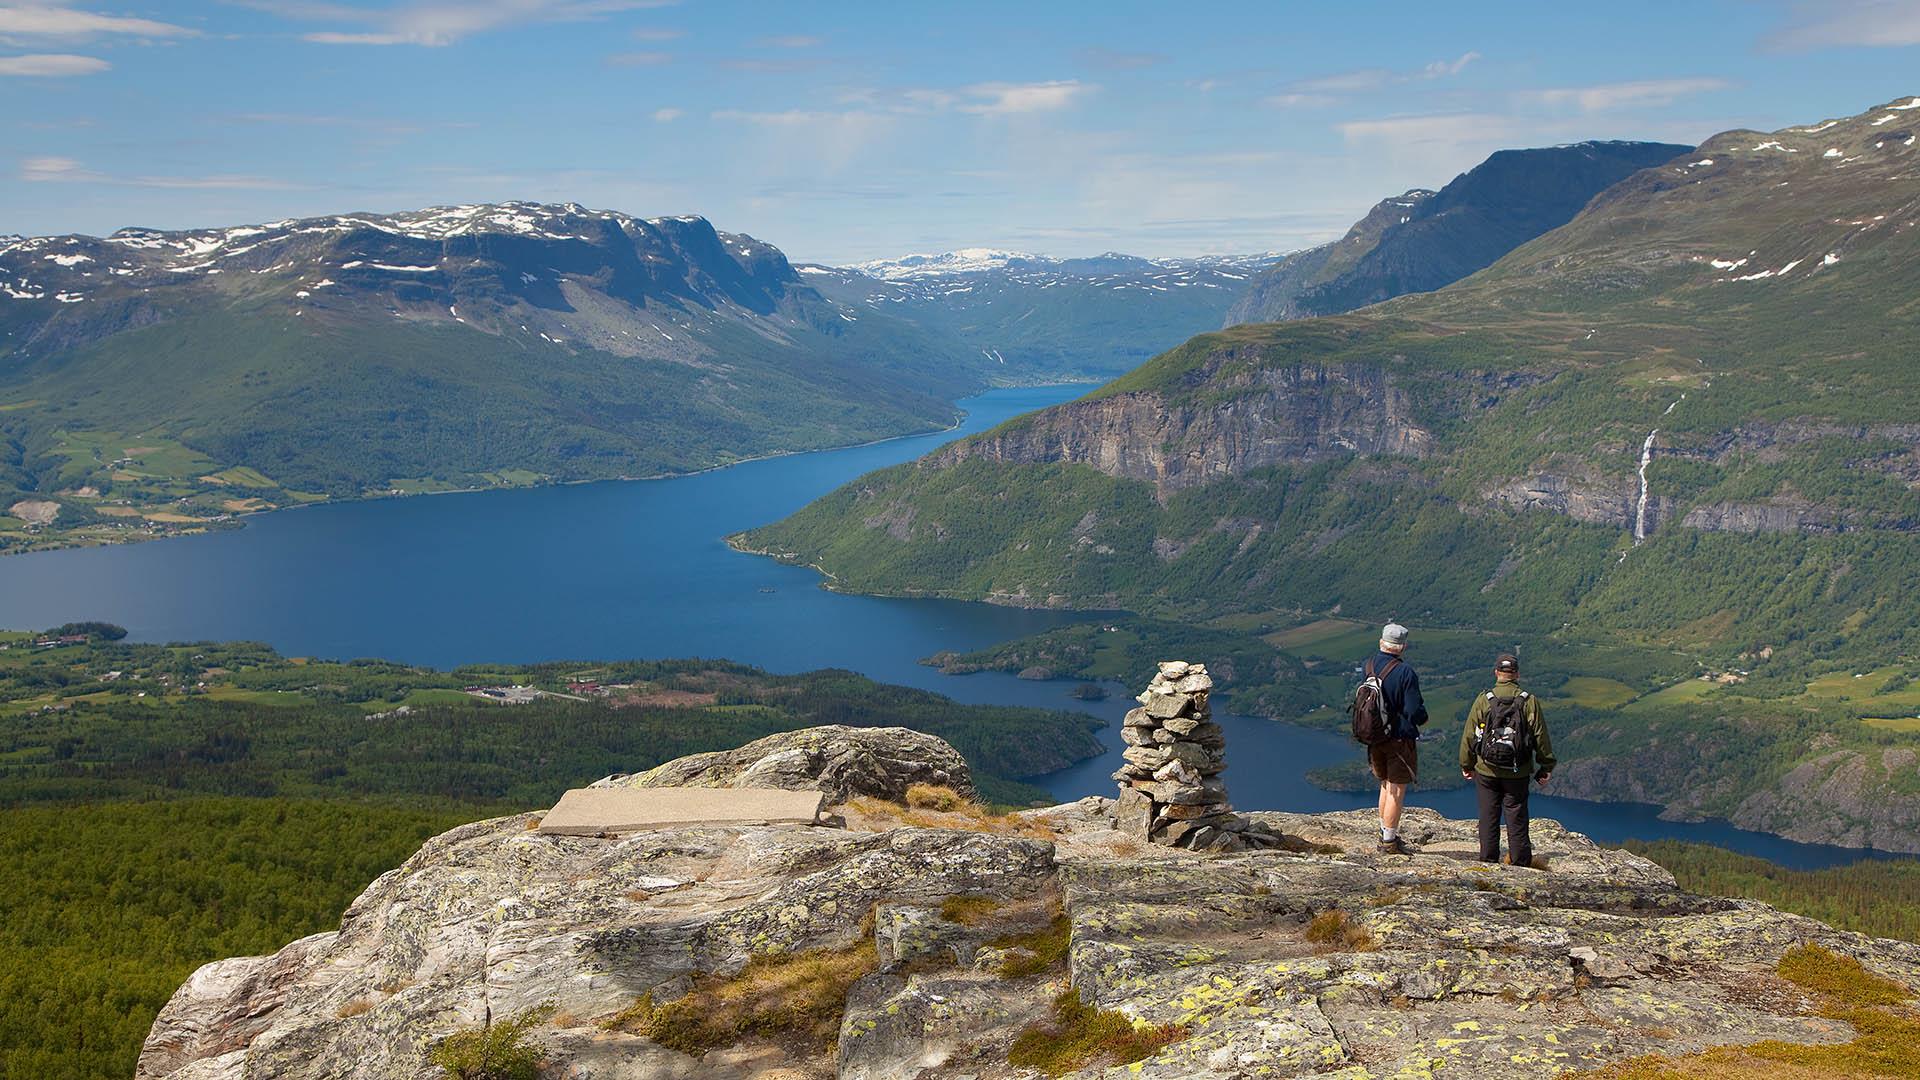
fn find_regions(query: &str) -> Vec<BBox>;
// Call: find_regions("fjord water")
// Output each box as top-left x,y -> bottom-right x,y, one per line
0,386 -> 1882,868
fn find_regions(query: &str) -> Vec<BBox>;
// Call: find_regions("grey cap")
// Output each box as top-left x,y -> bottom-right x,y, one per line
1380,622 -> 1410,651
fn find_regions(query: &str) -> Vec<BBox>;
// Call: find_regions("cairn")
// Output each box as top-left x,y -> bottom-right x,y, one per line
1112,660 -> 1286,853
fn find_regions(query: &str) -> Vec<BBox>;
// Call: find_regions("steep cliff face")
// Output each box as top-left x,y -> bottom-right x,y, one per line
139,729 -> 1920,1080
933,346 -> 1526,494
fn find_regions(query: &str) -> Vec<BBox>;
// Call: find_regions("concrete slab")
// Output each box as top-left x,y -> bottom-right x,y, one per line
536,786 -> 825,836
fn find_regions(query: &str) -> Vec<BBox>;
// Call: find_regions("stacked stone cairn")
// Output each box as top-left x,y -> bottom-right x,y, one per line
1112,660 -> 1287,853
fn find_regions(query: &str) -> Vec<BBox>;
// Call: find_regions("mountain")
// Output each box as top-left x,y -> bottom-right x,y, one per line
739,97 -> 1920,848
799,248 -> 1278,380
1224,140 -> 1692,324
0,203 -> 987,550
138,726 -> 1920,1080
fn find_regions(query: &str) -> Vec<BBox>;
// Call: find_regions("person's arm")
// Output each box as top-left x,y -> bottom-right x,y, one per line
1403,668 -> 1429,729
1531,697 -> 1556,782
1460,695 -> 1481,777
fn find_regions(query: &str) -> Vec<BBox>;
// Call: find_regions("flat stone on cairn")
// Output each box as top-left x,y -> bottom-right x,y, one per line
1112,660 -> 1287,853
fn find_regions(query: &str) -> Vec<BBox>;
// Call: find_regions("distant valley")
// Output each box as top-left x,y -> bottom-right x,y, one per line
800,248 -> 1278,380
0,204 -> 995,552
743,96 -> 1920,850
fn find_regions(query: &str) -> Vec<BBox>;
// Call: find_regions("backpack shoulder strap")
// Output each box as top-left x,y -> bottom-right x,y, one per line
1378,656 -> 1400,680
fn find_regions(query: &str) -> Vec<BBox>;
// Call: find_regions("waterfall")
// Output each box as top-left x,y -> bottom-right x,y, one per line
1634,430 -> 1658,543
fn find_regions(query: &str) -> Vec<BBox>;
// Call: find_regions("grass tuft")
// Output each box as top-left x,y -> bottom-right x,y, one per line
1007,989 -> 1185,1077
904,783 -> 966,811
1777,944 -> 1912,1007
988,911 -> 1072,979
846,794 -> 1055,840
939,893 -> 1002,926
1303,909 -> 1376,952
606,939 -> 877,1054
1562,944 -> 1918,1079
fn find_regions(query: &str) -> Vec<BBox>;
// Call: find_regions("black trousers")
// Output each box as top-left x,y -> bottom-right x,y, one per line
1476,774 -> 1533,866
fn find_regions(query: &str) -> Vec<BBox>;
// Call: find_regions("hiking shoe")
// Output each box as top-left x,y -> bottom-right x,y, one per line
1376,836 -> 1412,855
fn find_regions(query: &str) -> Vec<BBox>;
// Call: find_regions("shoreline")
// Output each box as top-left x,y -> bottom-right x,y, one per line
0,382 -> 1099,560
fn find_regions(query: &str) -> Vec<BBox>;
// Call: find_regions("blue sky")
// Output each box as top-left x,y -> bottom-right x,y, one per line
3,1 -> 1918,263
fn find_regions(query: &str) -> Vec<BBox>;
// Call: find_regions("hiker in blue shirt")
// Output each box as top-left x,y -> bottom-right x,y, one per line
1365,622 -> 1428,854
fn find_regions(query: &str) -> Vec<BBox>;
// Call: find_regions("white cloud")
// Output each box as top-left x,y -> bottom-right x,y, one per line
833,81 -> 1087,117
957,80 -> 1089,115
756,34 -> 820,48
1280,51 -> 1481,99
1768,0 -> 1920,48
0,4 -> 195,38
0,51 -> 105,75
651,106 -> 682,122
18,155 -> 301,188
1422,51 -> 1481,77
1525,77 -> 1731,112
243,0 -> 676,47
1337,112 -> 1516,146
628,26 -> 680,41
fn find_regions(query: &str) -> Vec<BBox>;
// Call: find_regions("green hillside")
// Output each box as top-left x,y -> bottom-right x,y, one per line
740,98 -> 1920,850
0,205 -> 989,554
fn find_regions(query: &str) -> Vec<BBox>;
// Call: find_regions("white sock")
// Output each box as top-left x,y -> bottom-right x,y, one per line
1382,826 -> 1398,841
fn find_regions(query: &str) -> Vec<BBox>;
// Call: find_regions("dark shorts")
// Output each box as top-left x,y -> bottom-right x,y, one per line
1369,738 -> 1418,785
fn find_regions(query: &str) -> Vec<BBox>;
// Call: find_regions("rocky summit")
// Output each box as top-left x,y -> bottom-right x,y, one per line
139,726 -> 1920,1080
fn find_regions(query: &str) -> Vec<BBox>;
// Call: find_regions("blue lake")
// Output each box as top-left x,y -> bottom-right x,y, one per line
0,385 -> 1897,869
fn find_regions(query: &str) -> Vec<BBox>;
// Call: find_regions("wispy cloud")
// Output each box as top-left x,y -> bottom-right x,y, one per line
20,155 -> 303,188
1524,77 -> 1731,112
243,0 -> 676,47
834,80 -> 1091,118
0,51 -> 106,75
1268,50 -> 1480,107
1336,112 -> 1515,145
755,33 -> 820,48
1767,0 -> 1920,48
651,106 -> 681,122
1265,92 -> 1334,110
628,26 -> 680,41
957,80 -> 1089,115
0,3 -> 196,38
711,108 -> 897,172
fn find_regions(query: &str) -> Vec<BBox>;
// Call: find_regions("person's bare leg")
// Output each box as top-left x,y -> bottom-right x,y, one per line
1379,781 -> 1407,834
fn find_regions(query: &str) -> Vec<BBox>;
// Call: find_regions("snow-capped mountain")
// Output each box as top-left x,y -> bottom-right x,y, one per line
802,248 -> 1281,378
0,202 -> 992,521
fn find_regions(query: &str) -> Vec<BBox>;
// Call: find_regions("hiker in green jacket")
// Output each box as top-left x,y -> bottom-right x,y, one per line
1459,653 -> 1556,867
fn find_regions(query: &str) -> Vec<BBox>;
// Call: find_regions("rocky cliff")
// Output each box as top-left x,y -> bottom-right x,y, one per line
140,727 -> 1920,1080
934,339 -> 1527,495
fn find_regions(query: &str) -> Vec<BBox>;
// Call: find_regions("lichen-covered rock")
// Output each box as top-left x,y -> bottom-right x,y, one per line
595,724 -> 976,803
140,738 -> 1920,1080
138,813 -> 1050,1080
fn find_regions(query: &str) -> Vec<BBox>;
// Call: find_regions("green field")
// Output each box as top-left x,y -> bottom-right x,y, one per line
1556,676 -> 1640,709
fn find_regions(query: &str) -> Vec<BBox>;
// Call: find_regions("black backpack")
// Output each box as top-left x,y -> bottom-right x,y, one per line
1350,657 -> 1400,746
1474,690 -> 1533,770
